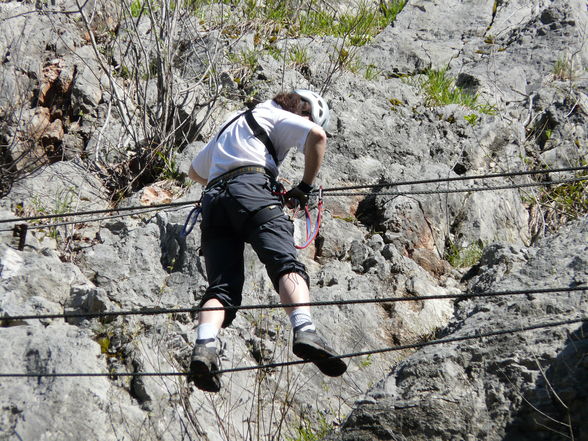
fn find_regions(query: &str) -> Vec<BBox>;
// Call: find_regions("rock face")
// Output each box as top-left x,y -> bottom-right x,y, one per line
327,217 -> 588,441
0,0 -> 587,440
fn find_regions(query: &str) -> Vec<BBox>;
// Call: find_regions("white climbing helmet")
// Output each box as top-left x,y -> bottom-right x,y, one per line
294,89 -> 330,129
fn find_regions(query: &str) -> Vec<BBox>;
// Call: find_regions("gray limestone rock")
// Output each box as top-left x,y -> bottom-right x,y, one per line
0,323 -> 153,441
6,161 -> 108,214
1,0 -> 587,439
360,0 -> 496,76
0,243 -> 90,324
70,45 -> 105,114
328,216 -> 588,441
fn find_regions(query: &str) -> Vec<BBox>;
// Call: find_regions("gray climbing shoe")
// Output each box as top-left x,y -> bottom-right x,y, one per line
188,343 -> 221,392
292,329 -> 347,377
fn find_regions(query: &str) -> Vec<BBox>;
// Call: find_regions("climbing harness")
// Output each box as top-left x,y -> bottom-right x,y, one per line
179,103 -> 278,240
179,184 -> 324,250
180,106 -> 323,245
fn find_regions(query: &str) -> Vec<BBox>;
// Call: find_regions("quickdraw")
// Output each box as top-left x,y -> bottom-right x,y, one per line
179,201 -> 202,239
294,187 -> 323,250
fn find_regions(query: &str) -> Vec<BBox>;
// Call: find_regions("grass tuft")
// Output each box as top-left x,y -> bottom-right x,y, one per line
414,68 -> 496,114
445,240 -> 484,268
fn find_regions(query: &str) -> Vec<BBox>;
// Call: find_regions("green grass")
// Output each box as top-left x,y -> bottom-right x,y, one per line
364,63 -> 382,80
523,164 -> 588,235
155,151 -> 184,184
195,0 -> 406,48
178,0 -> 407,88
29,189 -> 76,240
420,68 -> 478,108
297,0 -> 406,45
553,55 -> 574,81
536,170 -> 588,219
226,48 -> 261,84
415,68 -> 496,114
289,45 -> 310,67
464,113 -> 479,126
286,414 -> 334,441
445,240 -> 484,268
130,0 -> 144,17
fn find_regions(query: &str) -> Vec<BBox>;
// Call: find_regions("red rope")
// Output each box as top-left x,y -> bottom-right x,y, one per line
295,188 -> 323,249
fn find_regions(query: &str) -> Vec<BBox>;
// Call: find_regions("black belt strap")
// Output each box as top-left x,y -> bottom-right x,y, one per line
216,108 -> 279,166
205,165 -> 273,190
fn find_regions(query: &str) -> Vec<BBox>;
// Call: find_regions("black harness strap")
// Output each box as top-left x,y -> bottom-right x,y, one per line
243,110 -> 279,165
216,108 -> 279,166
224,182 -> 284,232
216,111 -> 246,141
210,107 -> 284,233
244,204 -> 284,232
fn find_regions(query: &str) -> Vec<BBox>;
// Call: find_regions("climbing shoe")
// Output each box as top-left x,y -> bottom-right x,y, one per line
292,329 -> 347,377
188,343 -> 221,392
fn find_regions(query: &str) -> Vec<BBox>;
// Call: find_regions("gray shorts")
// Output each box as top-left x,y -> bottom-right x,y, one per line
199,172 -> 309,327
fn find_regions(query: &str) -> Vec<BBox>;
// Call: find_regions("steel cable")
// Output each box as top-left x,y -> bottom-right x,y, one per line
318,165 -> 588,193
322,177 -> 587,197
1,166 -> 585,226
1,176 -> 585,234
2,286 -> 585,322
1,316 -> 585,378
0,200 -> 197,224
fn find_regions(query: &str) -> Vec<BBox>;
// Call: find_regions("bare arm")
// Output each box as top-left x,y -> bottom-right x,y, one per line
301,126 -> 327,186
188,165 -> 207,186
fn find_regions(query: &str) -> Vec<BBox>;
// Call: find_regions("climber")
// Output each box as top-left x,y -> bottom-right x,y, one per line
186,90 -> 347,392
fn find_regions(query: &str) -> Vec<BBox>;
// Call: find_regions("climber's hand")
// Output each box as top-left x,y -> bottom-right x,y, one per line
285,181 -> 313,209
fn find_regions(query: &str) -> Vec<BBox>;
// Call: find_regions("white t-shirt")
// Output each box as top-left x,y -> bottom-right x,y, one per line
192,100 -> 318,182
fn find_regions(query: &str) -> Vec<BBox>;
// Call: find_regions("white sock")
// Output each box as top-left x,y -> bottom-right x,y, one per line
196,323 -> 219,347
289,310 -> 316,332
